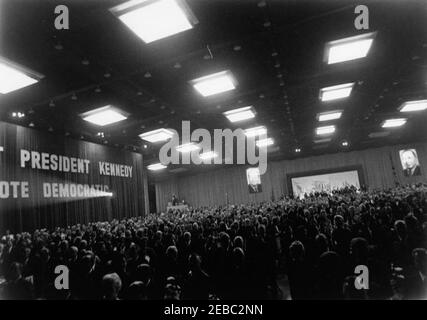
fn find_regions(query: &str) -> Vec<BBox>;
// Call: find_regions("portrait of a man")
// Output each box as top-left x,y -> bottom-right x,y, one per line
399,149 -> 421,177
246,168 -> 262,193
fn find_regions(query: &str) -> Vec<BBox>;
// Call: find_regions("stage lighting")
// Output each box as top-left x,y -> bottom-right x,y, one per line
12,112 -> 25,118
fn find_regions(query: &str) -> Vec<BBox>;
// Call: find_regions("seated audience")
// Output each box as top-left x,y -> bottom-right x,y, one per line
0,184 -> 426,300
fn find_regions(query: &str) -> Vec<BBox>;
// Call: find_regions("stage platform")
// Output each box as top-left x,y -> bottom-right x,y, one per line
166,204 -> 189,212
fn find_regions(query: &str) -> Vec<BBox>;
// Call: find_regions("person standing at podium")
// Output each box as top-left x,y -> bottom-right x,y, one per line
172,194 -> 179,206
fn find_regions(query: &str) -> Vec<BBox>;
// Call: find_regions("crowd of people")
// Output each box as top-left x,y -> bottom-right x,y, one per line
0,184 -> 426,300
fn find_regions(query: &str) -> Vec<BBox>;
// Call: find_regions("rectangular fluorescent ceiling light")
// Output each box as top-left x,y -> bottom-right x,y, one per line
256,137 -> 274,147
320,83 -> 354,102
0,57 -> 42,94
147,163 -> 167,171
368,131 -> 390,138
244,126 -> 267,137
382,118 -> 407,128
316,125 -> 336,135
326,32 -> 375,64
176,142 -> 199,153
190,70 -> 236,97
81,105 -> 128,126
223,106 -> 255,123
199,151 -> 218,160
314,138 -> 332,144
169,167 -> 187,173
317,110 -> 343,122
313,144 -> 329,150
110,0 -> 198,43
139,128 -> 174,143
399,100 -> 427,112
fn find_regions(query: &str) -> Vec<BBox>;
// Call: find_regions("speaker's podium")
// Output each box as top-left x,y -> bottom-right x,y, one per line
167,202 -> 189,212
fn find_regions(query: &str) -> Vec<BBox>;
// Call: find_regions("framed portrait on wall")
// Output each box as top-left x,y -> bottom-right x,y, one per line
246,168 -> 262,193
399,149 -> 421,177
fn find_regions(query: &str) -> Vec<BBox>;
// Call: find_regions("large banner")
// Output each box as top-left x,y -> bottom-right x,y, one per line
291,170 -> 360,199
0,122 -> 145,233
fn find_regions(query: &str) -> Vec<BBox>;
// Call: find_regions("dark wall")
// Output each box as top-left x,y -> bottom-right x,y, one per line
0,122 -> 146,233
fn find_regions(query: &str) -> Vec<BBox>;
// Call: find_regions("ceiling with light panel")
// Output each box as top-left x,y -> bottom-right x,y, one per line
0,0 -> 426,177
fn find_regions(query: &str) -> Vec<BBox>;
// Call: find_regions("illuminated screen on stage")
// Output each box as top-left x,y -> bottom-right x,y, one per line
291,170 -> 360,198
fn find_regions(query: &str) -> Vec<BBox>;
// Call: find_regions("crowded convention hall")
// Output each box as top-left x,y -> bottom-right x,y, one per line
0,0 -> 426,301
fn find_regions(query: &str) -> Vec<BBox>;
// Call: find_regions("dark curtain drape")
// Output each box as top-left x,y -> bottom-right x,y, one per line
155,142 -> 427,212
0,122 -> 146,233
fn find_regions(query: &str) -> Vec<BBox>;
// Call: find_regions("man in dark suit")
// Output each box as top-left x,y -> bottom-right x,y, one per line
403,248 -> 427,299
0,262 -> 34,300
172,194 -> 178,205
182,254 -> 211,300
247,169 -> 262,193
401,149 -> 421,177
248,183 -> 262,193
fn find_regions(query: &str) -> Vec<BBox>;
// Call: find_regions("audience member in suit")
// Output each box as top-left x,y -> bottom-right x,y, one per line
287,241 -> 312,300
0,262 -> 34,300
0,184 -> 426,300
332,215 -> 353,259
101,273 -> 122,300
403,248 -> 427,299
313,251 -> 344,300
172,195 -> 179,206
70,253 -> 102,300
130,263 -> 160,299
182,254 -> 211,300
